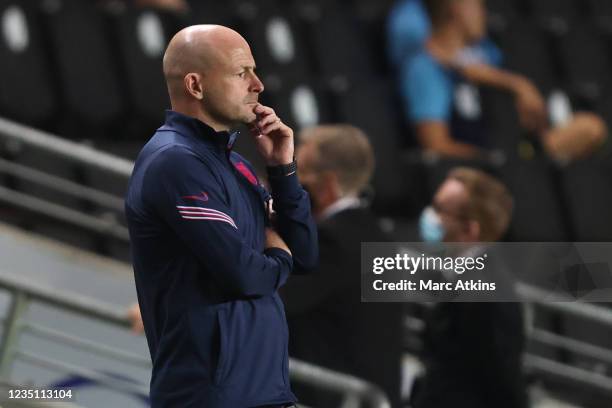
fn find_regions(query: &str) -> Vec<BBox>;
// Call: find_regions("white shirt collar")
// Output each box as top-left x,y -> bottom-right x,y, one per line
320,196 -> 362,221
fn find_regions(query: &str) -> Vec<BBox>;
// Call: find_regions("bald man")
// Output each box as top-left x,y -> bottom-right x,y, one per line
125,25 -> 318,408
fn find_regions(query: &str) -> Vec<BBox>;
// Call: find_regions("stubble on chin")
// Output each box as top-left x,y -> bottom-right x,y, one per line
241,106 -> 258,125
233,112 -> 254,127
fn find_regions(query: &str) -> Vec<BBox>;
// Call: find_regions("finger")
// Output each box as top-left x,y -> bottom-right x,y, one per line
253,103 -> 266,115
254,104 -> 276,118
258,115 -> 280,129
260,121 -> 283,135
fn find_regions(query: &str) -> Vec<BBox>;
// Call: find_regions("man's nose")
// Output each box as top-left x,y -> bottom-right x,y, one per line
250,73 -> 264,93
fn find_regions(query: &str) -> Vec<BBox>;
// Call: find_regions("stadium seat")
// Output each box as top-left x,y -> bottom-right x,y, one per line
236,0 -> 312,79
486,0 -> 520,33
108,6 -> 184,138
42,0 -> 125,136
293,0 -> 375,82
262,75 -> 332,133
499,21 -> 577,128
560,161 -> 612,241
351,0 -> 396,17
585,0 -> 612,33
480,88 -> 524,155
187,0 -> 238,29
351,0 -> 395,75
503,158 -> 571,241
526,0 -> 576,34
335,79 -> 427,215
0,1 -> 57,125
501,21 -> 559,94
556,23 -> 611,105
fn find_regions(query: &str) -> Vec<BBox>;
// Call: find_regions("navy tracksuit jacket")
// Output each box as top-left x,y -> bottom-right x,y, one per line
125,111 -> 318,407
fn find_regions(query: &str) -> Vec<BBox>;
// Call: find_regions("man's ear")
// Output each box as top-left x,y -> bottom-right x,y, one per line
184,73 -> 204,100
322,171 -> 341,200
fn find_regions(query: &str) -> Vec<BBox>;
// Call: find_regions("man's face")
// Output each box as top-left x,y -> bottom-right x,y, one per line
432,178 -> 473,242
201,45 -> 264,127
455,0 -> 487,43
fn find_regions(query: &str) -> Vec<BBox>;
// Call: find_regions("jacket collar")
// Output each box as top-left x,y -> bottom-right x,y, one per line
160,110 -> 239,150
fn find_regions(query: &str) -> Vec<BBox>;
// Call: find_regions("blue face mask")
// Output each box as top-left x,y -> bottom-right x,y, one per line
419,206 -> 445,243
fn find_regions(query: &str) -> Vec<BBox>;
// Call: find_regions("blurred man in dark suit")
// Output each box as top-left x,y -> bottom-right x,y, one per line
280,125 -> 403,407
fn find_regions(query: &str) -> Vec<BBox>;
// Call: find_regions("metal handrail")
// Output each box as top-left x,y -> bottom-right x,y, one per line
530,328 -> 612,366
15,350 -> 150,397
516,282 -> 612,326
22,324 -> 151,368
0,272 -> 129,328
0,116 -> 130,241
0,186 -> 129,242
524,354 -> 612,393
0,157 -> 125,212
289,359 -> 391,408
0,272 -> 391,408
0,117 -> 132,177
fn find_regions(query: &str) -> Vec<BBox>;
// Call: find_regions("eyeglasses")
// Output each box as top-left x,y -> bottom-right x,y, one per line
432,202 -> 470,221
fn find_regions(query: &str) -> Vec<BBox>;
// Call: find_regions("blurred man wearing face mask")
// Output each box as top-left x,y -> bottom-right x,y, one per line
280,125 -> 403,407
414,167 -> 527,408
419,167 -> 513,244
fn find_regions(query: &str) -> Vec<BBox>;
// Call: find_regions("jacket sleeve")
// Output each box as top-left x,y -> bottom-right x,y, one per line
267,171 -> 319,274
145,146 -> 292,297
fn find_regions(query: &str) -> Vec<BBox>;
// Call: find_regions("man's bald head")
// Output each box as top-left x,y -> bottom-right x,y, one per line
163,25 -> 251,100
161,24 -> 263,131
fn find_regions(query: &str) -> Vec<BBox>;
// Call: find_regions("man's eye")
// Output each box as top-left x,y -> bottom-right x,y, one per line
238,72 -> 246,78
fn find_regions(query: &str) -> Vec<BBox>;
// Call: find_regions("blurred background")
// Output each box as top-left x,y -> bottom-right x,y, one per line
0,0 -> 612,407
